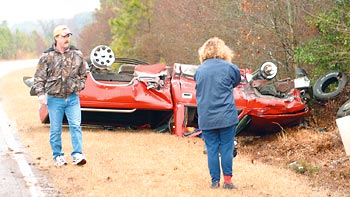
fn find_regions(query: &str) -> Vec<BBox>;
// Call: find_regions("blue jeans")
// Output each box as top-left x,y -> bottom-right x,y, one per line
47,93 -> 83,159
202,125 -> 236,183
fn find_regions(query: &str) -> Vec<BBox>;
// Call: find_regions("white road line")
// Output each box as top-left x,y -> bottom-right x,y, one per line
0,104 -> 44,197
0,59 -> 44,197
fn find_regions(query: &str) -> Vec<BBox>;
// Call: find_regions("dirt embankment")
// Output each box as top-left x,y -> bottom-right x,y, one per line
238,95 -> 350,193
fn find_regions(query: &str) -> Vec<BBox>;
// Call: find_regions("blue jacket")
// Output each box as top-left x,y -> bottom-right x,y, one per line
194,58 -> 241,130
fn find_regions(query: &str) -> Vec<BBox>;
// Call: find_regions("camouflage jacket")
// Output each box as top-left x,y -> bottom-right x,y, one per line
34,44 -> 87,98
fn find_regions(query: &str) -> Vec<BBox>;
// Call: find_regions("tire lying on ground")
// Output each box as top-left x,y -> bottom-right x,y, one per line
337,99 -> 350,118
313,70 -> 347,101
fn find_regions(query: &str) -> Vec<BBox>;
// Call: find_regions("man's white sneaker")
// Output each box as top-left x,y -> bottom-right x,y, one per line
72,154 -> 87,165
54,155 -> 68,167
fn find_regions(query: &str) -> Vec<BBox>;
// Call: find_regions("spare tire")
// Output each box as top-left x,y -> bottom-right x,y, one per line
313,70 -> 347,101
337,99 -> 350,118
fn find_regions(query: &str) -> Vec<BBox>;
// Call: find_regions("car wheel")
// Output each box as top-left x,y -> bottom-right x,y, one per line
337,99 -> 350,118
233,148 -> 238,158
313,70 -> 347,101
90,45 -> 115,69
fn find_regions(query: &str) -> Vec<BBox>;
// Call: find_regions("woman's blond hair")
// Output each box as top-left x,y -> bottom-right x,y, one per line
198,37 -> 233,64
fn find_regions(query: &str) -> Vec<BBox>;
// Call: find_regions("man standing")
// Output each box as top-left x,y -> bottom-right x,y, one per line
34,25 -> 87,167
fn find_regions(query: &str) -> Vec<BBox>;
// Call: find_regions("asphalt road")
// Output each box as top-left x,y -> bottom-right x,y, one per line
0,59 -> 56,197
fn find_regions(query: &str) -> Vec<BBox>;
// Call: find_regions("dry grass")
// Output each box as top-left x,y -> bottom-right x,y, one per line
0,66 -> 347,196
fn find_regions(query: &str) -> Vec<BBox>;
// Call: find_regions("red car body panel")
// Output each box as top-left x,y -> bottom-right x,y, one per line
170,63 -> 308,136
36,61 -> 309,136
81,75 -> 173,110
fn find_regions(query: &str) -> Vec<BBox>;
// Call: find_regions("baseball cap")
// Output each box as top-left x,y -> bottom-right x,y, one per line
53,25 -> 72,37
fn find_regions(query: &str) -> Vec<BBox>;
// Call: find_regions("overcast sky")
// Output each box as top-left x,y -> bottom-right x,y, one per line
0,0 -> 100,25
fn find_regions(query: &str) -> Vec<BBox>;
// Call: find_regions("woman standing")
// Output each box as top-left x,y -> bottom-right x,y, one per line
194,37 -> 241,189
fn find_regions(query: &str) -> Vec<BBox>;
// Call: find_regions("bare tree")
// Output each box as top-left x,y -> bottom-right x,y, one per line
237,0 -> 332,76
79,0 -> 334,78
78,0 -> 116,58
134,0 -> 243,65
37,20 -> 57,47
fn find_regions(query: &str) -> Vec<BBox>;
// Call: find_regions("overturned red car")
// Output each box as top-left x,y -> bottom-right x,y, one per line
24,45 -> 311,136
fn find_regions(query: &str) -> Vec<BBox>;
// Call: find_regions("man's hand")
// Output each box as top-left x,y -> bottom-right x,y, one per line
38,95 -> 47,105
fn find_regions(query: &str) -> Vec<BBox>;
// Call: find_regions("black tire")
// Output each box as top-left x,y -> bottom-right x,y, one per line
233,148 -> 238,158
313,70 -> 347,101
337,99 -> 350,118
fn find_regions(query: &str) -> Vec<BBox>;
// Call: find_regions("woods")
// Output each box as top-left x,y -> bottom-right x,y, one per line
1,0 -> 350,79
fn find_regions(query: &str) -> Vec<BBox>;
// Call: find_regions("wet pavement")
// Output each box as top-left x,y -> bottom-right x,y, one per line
0,60 -> 58,197
0,131 -> 29,196
0,104 -> 44,196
